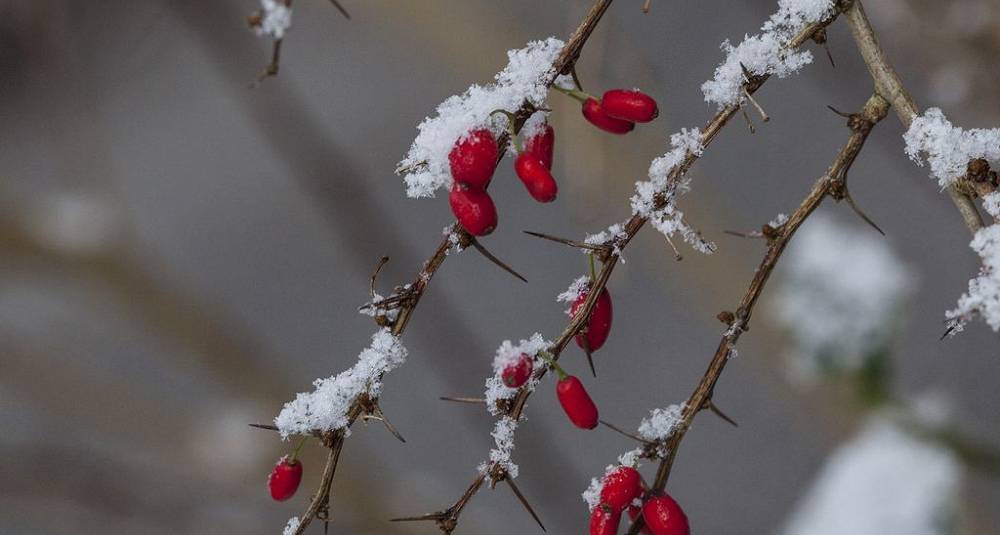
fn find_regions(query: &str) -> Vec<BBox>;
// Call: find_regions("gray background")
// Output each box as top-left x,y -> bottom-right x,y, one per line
1,1 -> 998,534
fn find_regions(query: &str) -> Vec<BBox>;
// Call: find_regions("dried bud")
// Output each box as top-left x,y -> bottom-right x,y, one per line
717,311 -> 735,324
967,158 -> 991,183
811,28 -> 828,45
247,12 -> 263,28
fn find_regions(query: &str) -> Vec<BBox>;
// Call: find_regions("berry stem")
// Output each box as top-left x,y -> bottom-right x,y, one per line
288,436 -> 308,463
489,109 -> 523,152
551,84 -> 595,104
535,350 -> 568,380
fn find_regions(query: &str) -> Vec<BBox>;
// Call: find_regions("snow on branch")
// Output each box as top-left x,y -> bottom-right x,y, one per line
274,328 -> 407,438
484,334 -> 549,413
947,224 -> 1000,332
397,38 -> 565,198
254,0 -> 293,39
903,108 -> 1000,188
701,0 -> 836,108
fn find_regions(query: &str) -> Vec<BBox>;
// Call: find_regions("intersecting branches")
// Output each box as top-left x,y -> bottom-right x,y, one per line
623,93 -> 890,535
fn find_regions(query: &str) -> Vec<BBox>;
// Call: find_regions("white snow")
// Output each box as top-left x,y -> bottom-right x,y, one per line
946,224 -> 1000,331
556,275 -> 591,314
582,465 -> 618,511
484,334 -> 549,415
781,416 -> 960,535
585,223 -> 628,261
282,516 -> 300,535
631,128 -> 715,253
903,108 -> 1000,188
771,214 -> 914,381
398,38 -> 565,198
255,0 -> 292,39
479,416 -> 521,479
637,404 -> 685,441
982,192 -> 1000,220
769,213 -> 789,228
274,328 -> 407,438
702,0 -> 836,108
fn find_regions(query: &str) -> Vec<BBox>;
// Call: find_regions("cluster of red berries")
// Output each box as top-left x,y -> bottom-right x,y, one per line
268,454 -> 303,502
590,466 -> 690,535
448,121 -> 556,237
447,87 -> 657,237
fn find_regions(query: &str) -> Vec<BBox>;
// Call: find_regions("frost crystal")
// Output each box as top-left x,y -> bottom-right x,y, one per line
398,38 -> 565,198
637,404 -> 684,441
582,465 -> 617,511
781,416 -> 960,535
631,128 -> 715,253
903,108 -> 1000,188
770,213 -> 789,228
584,223 -> 628,261
556,275 -> 591,312
282,517 -> 300,535
255,0 -> 292,39
484,334 -> 548,415
479,416 -> 521,479
982,192 -> 1000,219
702,0 -> 836,108
771,214 -> 914,381
443,225 -> 465,255
946,224 -> 1000,331
274,328 -> 407,438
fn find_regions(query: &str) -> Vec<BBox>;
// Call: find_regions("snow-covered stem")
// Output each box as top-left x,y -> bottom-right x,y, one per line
624,94 -> 890,535
843,0 -> 985,234
278,2 -> 616,533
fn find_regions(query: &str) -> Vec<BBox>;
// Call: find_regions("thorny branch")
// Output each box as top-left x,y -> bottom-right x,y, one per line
625,93 -> 890,535
280,1 -> 616,533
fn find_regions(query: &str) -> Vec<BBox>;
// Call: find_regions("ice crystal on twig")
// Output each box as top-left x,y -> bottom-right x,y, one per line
903,108 -> 1000,188
254,0 -> 292,39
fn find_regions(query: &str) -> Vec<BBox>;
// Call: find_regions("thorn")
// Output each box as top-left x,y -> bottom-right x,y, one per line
586,350 -> 597,378
599,420 -> 653,444
826,105 -> 853,119
823,41 -> 836,68
522,230 -> 605,252
390,512 -> 448,522
703,399 -> 739,427
248,423 -> 279,431
372,404 -> 406,443
742,87 -> 770,123
469,238 -> 528,283
740,105 -> 756,134
940,323 -> 959,340
642,0 -> 652,13
723,229 -> 764,239
439,396 -> 487,405
370,256 -> 389,299
662,234 -> 684,261
739,62 -> 755,84
328,0 -> 351,19
843,192 -> 886,236
504,477 -> 546,532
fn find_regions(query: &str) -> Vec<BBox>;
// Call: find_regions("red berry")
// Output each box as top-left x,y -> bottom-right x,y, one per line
449,128 -> 499,188
628,505 -> 654,535
590,504 -> 622,535
601,89 -> 659,123
642,495 -> 689,535
556,375 -> 599,429
582,98 -> 635,135
600,466 -> 643,511
514,152 -> 558,203
524,123 -> 555,170
449,184 -> 497,236
268,456 -> 303,502
570,286 -> 613,353
501,353 -> 534,388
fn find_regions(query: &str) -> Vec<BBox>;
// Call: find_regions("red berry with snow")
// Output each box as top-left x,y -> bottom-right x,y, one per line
515,152 -> 558,203
600,466 -> 643,511
268,456 -> 303,502
524,122 -> 555,170
449,184 -> 497,236
570,286 -> 613,353
590,504 -> 622,535
556,375 -> 599,429
628,504 -> 654,535
501,352 -> 534,388
602,89 -> 659,123
642,494 -> 690,535
582,98 -> 635,135
449,128 -> 499,188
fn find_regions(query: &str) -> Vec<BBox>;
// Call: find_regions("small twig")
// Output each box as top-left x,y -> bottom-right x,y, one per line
369,256 -> 389,298
328,0 -> 351,19
370,404 -> 406,443
742,87 -> 770,123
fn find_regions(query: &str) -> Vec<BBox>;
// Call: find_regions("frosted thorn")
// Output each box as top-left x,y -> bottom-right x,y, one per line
843,192 -> 886,236
599,420 -> 654,445
372,404 -> 406,443
328,0 -> 351,19
439,396 -> 487,405
248,423 -> 280,431
642,0 -> 652,13
523,230 -> 606,252
504,477 -> 546,532
940,323 -> 959,341
742,87 -> 770,123
470,238 -> 528,283
702,399 -> 738,427
370,256 -> 390,299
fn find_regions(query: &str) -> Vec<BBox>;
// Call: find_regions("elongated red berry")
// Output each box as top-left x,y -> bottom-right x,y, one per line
449,184 -> 497,236
570,287 -> 613,352
582,98 -> 635,135
524,123 -> 555,170
601,466 -> 643,511
628,505 -> 654,535
590,504 -> 622,535
501,353 -> 534,388
642,495 -> 689,535
449,128 -> 499,188
268,456 -> 303,502
556,375 -> 599,429
602,89 -> 659,123
515,152 -> 558,203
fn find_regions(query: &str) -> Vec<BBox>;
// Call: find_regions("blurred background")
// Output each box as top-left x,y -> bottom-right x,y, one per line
1,1 -> 998,534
